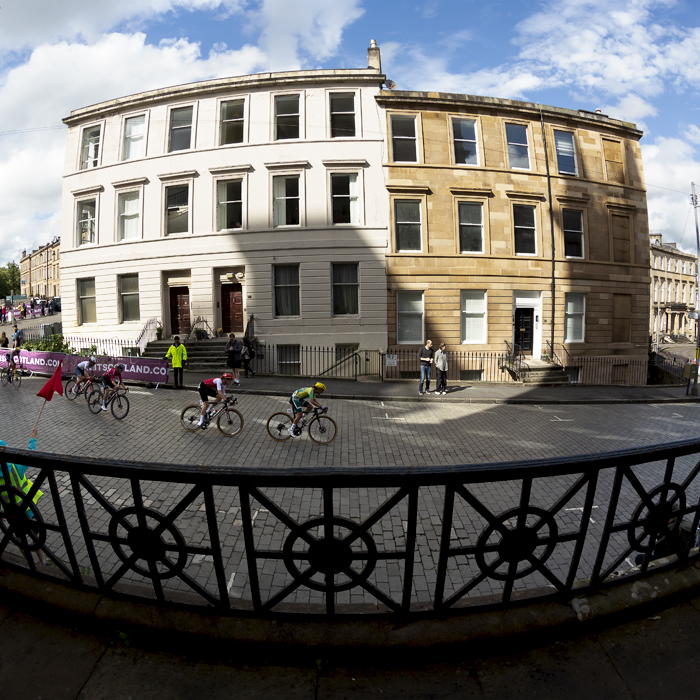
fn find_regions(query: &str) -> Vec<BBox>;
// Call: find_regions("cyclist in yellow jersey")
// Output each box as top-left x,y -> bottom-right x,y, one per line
288,382 -> 327,438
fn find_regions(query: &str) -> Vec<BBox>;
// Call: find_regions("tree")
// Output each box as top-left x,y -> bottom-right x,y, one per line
0,262 -> 20,300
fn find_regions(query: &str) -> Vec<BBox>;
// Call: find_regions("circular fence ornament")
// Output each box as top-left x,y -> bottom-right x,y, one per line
108,507 -> 187,579
628,483 -> 686,553
282,516 -> 377,592
0,485 -> 46,551
475,506 -> 557,581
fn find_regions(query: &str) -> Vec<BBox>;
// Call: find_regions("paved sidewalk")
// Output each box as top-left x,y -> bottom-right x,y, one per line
171,368 -> 693,404
2,589 -> 699,699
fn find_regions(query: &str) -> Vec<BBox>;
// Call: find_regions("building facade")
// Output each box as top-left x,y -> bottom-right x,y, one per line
20,237 -> 61,298
378,90 -> 651,360
649,234 -> 697,343
59,44 -> 388,352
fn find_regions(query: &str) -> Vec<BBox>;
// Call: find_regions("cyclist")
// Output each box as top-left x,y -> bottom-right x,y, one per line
100,363 -> 128,411
288,382 -> 327,438
197,373 -> 233,428
5,347 -> 20,378
73,356 -> 97,395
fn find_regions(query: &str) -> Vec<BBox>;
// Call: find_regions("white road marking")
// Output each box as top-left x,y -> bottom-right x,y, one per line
550,416 -> 574,422
672,413 -> 683,418
128,390 -> 153,395
381,402 -> 385,407
227,572 -> 236,592
565,506 -> 598,525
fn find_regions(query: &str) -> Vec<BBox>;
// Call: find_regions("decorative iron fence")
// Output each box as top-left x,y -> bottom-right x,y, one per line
251,345 -> 383,380
2,440 -> 700,616
384,348 -> 518,383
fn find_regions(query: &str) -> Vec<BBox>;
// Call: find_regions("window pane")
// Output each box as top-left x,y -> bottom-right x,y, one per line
330,93 -> 355,138
454,141 -> 478,165
275,265 -> 299,286
123,116 -> 145,160
453,118 -> 477,165
221,121 -> 244,145
217,180 -> 242,230
395,200 -> 420,223
171,107 -> 193,128
333,262 -> 359,315
77,200 -> 96,245
397,290 -> 423,313
462,291 -> 486,343
78,278 -> 95,297
393,138 -> 416,162
121,274 -> 138,294
276,95 -> 299,140
453,119 -> 475,141
565,294 -> 583,314
122,293 -> 140,322
392,115 -> 416,137
506,124 -> 529,169
80,297 -> 96,324
554,130 -> 576,174
221,100 -> 244,120
563,209 -> 582,232
459,202 -> 483,253
332,263 -> 358,284
513,205 -> 535,228
119,192 -> 140,240
166,186 -> 189,234
170,107 -> 193,152
274,265 -> 300,316
81,126 -> 101,169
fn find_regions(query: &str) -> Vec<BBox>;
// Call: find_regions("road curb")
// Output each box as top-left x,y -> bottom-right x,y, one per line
1,558 -> 699,650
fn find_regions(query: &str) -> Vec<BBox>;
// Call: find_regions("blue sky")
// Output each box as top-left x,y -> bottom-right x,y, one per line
0,0 -> 699,266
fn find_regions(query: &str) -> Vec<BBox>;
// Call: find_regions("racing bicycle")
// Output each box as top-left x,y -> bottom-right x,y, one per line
65,374 -> 101,403
266,406 -> 337,445
1,359 -> 22,390
180,397 -> 243,437
87,386 -> 130,420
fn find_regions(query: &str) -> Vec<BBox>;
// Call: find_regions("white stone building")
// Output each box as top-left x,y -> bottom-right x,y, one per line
59,43 -> 388,352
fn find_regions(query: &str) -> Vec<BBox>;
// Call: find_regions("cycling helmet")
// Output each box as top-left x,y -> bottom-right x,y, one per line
222,373 -> 233,380
313,382 -> 326,392
115,363 -> 125,371
89,356 -> 97,363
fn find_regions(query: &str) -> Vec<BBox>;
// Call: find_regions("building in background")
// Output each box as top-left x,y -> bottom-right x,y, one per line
649,234 -> 697,343
20,237 -> 61,298
59,43 -> 388,356
378,89 -> 651,364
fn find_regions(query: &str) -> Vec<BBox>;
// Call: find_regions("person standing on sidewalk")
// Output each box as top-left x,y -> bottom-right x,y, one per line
419,339 -> 434,395
434,343 -> 448,395
241,338 -> 256,378
225,333 -> 242,387
165,336 -> 188,390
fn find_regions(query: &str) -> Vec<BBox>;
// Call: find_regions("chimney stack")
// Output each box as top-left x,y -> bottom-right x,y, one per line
368,39 -> 381,72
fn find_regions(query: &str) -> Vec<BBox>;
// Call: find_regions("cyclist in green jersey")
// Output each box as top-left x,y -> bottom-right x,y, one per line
288,382 -> 327,438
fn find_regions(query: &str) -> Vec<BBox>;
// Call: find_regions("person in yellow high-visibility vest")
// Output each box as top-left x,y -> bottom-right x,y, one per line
165,336 -> 188,390
0,425 -> 45,565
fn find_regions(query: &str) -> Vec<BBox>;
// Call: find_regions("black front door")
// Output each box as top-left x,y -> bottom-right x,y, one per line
514,308 -> 534,354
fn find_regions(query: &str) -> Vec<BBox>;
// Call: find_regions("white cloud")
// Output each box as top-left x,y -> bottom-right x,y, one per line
642,137 -> 699,251
683,125 -> 700,144
599,94 -> 658,132
0,0 -> 247,54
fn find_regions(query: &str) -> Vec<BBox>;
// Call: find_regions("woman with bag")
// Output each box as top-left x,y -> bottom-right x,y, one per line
241,338 -> 256,378
435,343 -> 448,395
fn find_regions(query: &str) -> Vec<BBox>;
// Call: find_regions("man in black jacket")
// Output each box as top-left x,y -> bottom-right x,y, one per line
418,339 -> 434,395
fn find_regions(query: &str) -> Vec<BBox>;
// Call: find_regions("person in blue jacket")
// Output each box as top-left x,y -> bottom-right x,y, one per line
0,425 -> 46,565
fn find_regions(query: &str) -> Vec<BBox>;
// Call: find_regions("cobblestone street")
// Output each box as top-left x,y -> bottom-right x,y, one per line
2,378 -> 700,612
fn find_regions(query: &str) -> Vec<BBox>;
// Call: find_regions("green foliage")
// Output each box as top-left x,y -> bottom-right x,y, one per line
0,262 -> 20,300
22,334 -> 75,354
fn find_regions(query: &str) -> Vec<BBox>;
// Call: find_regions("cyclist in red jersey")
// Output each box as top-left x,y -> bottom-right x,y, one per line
197,373 -> 233,428
100,363 -> 128,411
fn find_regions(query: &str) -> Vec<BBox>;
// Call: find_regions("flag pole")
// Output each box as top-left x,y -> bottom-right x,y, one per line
33,400 -> 47,430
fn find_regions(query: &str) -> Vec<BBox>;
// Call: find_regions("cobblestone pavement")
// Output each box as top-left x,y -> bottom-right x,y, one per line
2,378 -> 700,611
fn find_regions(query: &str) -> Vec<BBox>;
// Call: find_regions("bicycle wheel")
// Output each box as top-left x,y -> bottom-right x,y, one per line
217,408 -> 244,437
87,389 -> 102,414
11,369 -> 21,390
307,415 -> 337,445
85,383 -> 101,404
266,412 -> 293,441
111,391 -> 130,420
180,405 -> 202,432
65,378 -> 79,401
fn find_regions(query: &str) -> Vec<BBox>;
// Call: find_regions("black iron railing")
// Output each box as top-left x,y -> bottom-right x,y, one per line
2,440 -> 700,616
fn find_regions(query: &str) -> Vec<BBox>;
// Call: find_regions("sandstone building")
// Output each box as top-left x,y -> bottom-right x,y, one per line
649,234 -> 697,343
378,91 -> 650,361
20,237 -> 61,298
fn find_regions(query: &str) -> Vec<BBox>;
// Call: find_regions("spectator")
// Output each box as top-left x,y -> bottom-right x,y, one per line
1,304 -> 6,324
165,336 -> 188,390
241,338 -> 256,378
418,339 -> 434,395
12,325 -> 21,349
435,343 -> 448,395
224,333 -> 242,386
0,332 -> 8,348
0,425 -> 46,565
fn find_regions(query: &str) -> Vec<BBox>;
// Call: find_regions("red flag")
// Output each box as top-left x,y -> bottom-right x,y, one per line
37,362 -> 64,401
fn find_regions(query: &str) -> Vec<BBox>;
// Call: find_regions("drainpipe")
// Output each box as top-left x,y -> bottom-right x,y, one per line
540,111 -> 556,355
